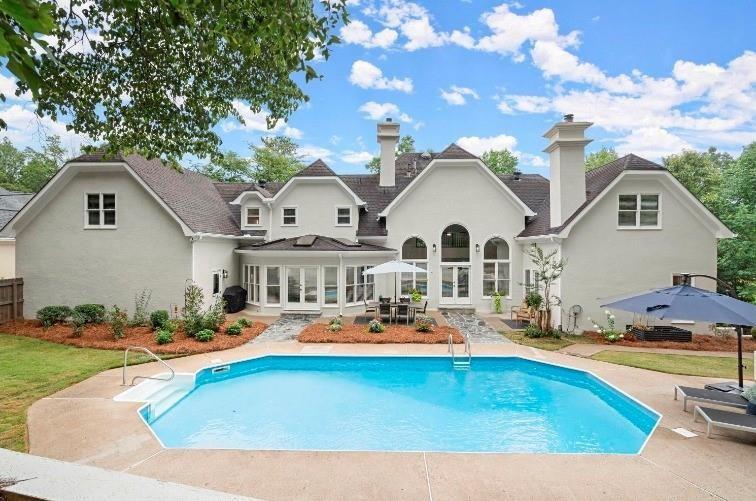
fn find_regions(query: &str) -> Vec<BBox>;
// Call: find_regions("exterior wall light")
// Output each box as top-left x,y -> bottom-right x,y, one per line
432,243 -> 437,253
475,243 -> 480,253
222,269 -> 229,279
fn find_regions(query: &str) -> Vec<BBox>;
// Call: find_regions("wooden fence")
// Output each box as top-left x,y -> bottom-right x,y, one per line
0,278 -> 23,323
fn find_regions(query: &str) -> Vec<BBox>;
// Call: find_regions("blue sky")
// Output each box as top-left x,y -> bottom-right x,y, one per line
1,1 -> 754,176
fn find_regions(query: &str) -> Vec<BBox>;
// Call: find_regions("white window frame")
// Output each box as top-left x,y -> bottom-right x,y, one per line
335,206 -> 352,226
244,206 -> 262,227
212,269 -> 224,296
345,265 -> 374,305
482,238 -> 511,299
322,265 -> 339,307
264,266 -> 281,306
524,269 -> 541,295
242,265 -> 260,304
84,193 -> 117,229
281,206 -> 298,226
400,237 -> 428,298
617,193 -> 662,229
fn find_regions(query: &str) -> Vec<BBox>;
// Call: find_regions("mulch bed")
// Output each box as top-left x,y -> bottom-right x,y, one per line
2,319 -> 267,355
583,330 -> 756,352
298,323 -> 463,344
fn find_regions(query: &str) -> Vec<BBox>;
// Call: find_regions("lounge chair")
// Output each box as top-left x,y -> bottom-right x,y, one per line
693,406 -> 756,439
674,385 -> 749,412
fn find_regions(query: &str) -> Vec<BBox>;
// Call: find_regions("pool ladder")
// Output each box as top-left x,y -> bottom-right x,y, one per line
122,346 -> 175,386
448,332 -> 471,370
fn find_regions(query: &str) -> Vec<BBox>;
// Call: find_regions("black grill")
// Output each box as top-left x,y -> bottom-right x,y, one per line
222,286 -> 247,313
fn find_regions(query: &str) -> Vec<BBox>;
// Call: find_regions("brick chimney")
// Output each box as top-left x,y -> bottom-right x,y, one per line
377,118 -> 400,187
543,114 -> 593,227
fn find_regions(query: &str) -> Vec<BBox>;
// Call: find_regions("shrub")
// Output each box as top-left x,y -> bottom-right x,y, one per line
69,311 -> 87,337
154,329 -> 174,345
492,291 -> 503,314
183,282 -> 205,336
129,289 -> 152,326
150,310 -> 170,330
236,317 -> 252,328
588,310 -> 624,343
72,304 -> 106,324
525,291 -> 543,310
202,295 -> 226,332
163,319 -> 179,334
327,322 -> 342,332
368,319 -> 385,333
226,323 -> 242,335
106,305 -> 128,340
414,315 -> 433,333
410,289 -> 422,303
329,316 -> 343,326
37,305 -> 73,327
195,329 -> 215,342
523,324 -> 545,338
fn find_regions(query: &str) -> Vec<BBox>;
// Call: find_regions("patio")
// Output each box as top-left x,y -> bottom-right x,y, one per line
24,340 -> 756,500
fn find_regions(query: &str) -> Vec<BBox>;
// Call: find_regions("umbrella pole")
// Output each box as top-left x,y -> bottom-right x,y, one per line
737,325 -> 744,389
394,272 -> 398,302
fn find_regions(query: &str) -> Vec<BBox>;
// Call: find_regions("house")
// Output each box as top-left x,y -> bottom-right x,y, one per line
0,187 -> 34,278
1,116 -> 733,332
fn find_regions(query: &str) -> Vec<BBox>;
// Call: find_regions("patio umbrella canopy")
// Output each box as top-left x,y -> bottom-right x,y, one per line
600,279 -> 756,388
363,260 -> 427,301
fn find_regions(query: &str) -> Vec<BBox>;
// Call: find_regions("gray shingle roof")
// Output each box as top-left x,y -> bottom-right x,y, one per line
295,159 -> 337,177
0,188 -> 33,231
237,235 -> 394,252
436,143 -> 478,160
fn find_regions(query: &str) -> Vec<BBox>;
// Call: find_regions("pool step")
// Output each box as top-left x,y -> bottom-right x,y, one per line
150,386 -> 192,419
453,360 -> 471,371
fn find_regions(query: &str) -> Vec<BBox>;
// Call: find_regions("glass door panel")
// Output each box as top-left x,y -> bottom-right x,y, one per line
441,266 -> 454,301
287,267 -> 301,304
304,267 -> 318,304
457,266 -> 470,300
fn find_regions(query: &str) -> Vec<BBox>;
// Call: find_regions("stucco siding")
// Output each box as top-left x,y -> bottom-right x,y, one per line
560,177 -> 717,333
384,161 -> 527,312
272,182 -> 358,240
16,170 -> 192,315
192,237 -> 240,305
0,240 -> 16,278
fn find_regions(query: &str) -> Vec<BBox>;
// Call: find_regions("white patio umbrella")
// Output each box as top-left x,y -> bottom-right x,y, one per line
363,260 -> 427,302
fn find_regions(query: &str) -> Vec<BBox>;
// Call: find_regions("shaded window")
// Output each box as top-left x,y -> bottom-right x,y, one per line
401,237 -> 428,296
483,238 -> 510,297
441,224 -> 469,262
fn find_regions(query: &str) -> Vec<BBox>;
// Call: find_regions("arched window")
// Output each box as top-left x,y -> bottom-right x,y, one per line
483,237 -> 510,297
441,224 -> 469,262
401,237 -> 428,296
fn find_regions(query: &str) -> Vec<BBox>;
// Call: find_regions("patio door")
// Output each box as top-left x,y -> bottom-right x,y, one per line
440,265 -> 471,305
285,266 -> 319,310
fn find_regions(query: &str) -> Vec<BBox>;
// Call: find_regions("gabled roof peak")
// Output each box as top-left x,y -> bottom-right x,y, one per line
295,159 -> 337,177
436,143 -> 478,160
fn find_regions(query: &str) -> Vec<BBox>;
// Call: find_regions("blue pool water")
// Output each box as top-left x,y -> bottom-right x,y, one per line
146,356 -> 659,453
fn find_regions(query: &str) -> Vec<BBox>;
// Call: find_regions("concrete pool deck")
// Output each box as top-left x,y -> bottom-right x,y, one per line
27,341 -> 756,500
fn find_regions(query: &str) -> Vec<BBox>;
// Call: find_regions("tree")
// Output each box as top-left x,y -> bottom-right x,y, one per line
662,147 -> 732,210
366,135 -> 415,174
585,146 -> 618,171
0,135 -> 69,192
526,243 -> 566,332
481,149 -> 518,175
2,1 -> 348,159
195,152 -> 253,183
251,136 -> 304,183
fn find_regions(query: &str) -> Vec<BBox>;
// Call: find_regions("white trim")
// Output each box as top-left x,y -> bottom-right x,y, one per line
334,206 -> 352,227
481,235 -> 512,300
243,206 -> 262,228
194,232 -> 262,240
378,158 -> 535,218
229,177 -> 366,207
283,265 -> 320,311
264,265 -> 282,307
321,265 -> 339,307
281,206 -> 298,226
616,192 -> 662,230
234,249 -> 397,258
83,192 -> 118,229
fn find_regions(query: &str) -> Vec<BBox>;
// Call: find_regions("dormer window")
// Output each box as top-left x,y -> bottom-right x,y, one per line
618,194 -> 661,229
335,206 -> 351,226
282,206 -> 298,226
85,193 -> 116,228
245,207 -> 261,226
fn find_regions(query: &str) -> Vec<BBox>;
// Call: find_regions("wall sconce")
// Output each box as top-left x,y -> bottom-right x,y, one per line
222,269 -> 229,279
432,243 -> 437,253
475,243 -> 480,253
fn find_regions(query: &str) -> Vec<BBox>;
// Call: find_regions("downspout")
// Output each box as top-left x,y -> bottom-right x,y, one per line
266,201 -> 273,240
189,234 -> 201,282
338,253 -> 344,316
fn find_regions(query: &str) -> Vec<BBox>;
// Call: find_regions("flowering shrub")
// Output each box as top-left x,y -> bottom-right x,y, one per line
106,305 -> 128,340
368,319 -> 385,333
589,310 -> 624,343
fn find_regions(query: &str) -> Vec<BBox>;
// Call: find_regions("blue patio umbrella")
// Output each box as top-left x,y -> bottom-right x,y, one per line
600,274 -> 756,388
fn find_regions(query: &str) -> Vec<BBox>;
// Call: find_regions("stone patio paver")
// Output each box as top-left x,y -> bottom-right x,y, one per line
441,311 -> 510,343
251,314 -> 316,343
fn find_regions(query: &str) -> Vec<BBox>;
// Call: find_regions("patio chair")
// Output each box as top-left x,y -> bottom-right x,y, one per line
379,302 -> 392,323
379,296 -> 391,304
693,406 -> 756,439
511,301 -> 534,325
674,385 -> 749,412
410,301 -> 428,323
396,303 -> 410,324
364,298 -> 377,319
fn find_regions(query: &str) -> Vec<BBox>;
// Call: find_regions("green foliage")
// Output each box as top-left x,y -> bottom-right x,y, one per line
226,323 -> 242,335
162,319 -> 179,334
6,0 -> 348,160
236,318 -> 252,328
327,322 -> 342,332
106,305 -> 127,340
366,135 -> 415,173
368,319 -> 385,333
72,304 -> 106,324
195,151 -> 254,183
584,146 -> 618,171
251,136 -> 304,182
523,324 -> 545,338
589,310 -> 624,343
195,329 -> 214,342
410,289 -> 422,303
182,282 -> 205,336
663,147 -> 731,210
154,329 -> 174,345
150,310 -> 170,330
202,295 -> 226,332
130,289 -> 152,327
526,244 -> 566,331
414,315 -> 433,333
0,135 -> 69,192
36,305 -> 72,327
525,291 -> 543,309
481,149 -> 518,175
492,291 -> 503,314
69,311 -> 87,337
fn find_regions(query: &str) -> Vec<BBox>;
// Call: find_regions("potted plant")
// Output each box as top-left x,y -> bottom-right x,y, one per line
410,289 -> 422,304
743,385 -> 756,415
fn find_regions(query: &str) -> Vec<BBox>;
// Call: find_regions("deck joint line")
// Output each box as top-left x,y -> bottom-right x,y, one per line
638,455 -> 725,500
122,449 -> 165,473
422,452 -> 433,501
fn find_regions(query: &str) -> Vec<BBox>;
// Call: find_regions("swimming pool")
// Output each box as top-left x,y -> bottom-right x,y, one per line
138,356 -> 660,454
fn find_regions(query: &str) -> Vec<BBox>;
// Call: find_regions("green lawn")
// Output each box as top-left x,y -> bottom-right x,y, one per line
501,330 -> 595,351
591,350 -> 754,379
0,333 -> 156,452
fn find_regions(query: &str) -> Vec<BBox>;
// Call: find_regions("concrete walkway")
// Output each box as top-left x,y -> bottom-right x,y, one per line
561,342 -> 745,358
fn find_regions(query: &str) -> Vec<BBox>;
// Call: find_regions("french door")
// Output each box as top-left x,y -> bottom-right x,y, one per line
285,266 -> 319,310
440,265 -> 471,304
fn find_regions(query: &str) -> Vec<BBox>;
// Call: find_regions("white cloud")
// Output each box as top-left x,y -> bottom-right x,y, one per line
349,60 -> 413,93
614,127 -> 693,158
456,133 -> 517,156
413,120 -> 425,131
518,153 -> 547,168
341,150 -> 374,164
298,145 -> 333,161
440,85 -> 479,105
0,103 -> 88,151
223,100 -> 302,138
0,74 -> 31,101
358,101 -> 413,122
340,20 -> 398,49
329,135 -> 342,145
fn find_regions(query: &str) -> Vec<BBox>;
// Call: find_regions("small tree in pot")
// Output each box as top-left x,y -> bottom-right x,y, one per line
525,244 -> 566,332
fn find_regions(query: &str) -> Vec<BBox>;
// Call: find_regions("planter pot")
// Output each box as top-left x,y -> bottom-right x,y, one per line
747,402 -> 756,416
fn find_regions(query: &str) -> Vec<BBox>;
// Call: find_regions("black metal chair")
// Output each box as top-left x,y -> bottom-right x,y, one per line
379,302 -> 392,323
410,301 -> 428,323
379,296 -> 391,304
396,303 -> 410,324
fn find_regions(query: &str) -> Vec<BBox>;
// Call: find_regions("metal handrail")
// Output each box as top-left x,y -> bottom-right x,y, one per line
122,346 -> 175,386
449,332 -> 472,366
